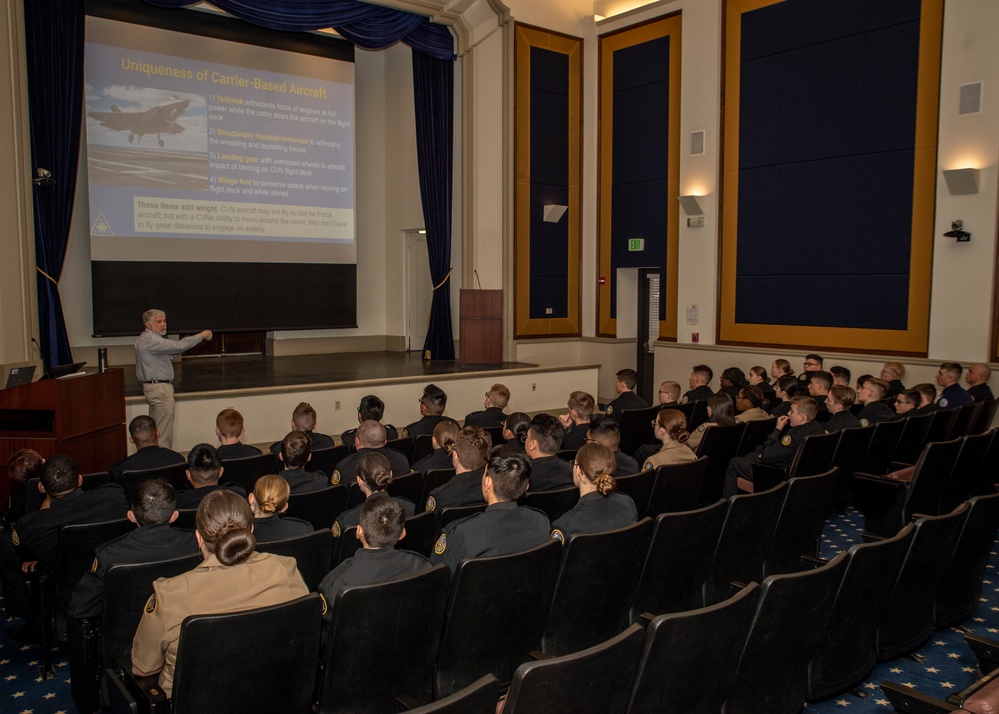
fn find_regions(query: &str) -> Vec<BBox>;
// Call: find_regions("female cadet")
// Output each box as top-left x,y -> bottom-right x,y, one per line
641,409 -> 698,471
248,474 -> 314,543
550,442 -> 638,542
687,393 -> 738,452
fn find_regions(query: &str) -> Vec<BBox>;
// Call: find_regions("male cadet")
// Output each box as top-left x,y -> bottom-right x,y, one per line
658,381 -> 681,405
269,402 -> 335,455
722,396 -> 824,497
683,365 -> 715,404
587,417 -> 640,476
340,394 -> 399,447
215,408 -> 262,460
605,368 -> 648,422
966,363 -> 995,402
798,353 -> 824,389
524,413 -> 573,492
333,420 -> 411,489
431,445 -> 551,573
1,455 -> 128,635
278,431 -> 331,494
856,378 -> 897,427
935,362 -> 973,410
894,389 -> 922,417
824,386 -> 862,432
558,391 -> 595,451
108,415 -> 185,482
464,384 -> 511,429
175,443 -> 246,509
134,309 -> 212,450
830,366 -> 851,388
68,479 -> 198,619
404,384 -> 459,438
425,426 -> 491,512
913,383 -> 940,415
807,370 -> 833,411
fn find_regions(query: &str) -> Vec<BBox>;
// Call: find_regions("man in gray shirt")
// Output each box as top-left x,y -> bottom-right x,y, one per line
135,309 -> 211,450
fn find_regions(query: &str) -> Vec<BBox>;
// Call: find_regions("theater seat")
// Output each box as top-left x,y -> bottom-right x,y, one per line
256,529 -> 332,592
647,456 -> 708,516
220,453 -> 278,492
934,492 -> 999,628
401,674 -> 499,714
285,485 -> 346,531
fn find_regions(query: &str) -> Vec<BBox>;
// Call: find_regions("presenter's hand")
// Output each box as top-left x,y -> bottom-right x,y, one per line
200,330 -> 213,341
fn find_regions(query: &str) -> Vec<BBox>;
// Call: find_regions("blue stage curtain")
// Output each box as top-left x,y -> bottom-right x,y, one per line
23,0 -> 84,368
412,51 -> 455,360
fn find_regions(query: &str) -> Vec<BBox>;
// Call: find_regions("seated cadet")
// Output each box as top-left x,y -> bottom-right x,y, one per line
524,414 -> 573,492
935,362 -> 973,410
550,442 -> 637,543
1,455 -> 129,637
830,366 -> 852,388
894,388 -> 922,417
657,380 -> 682,405
879,361 -> 907,398
68,478 -> 198,619
558,391 -> 595,451
770,359 -> 794,381
404,384 -> 459,438
412,419 -> 459,473
277,431 -> 330,494
913,383 -> 940,415
502,412 -> 531,452
587,417 -> 639,476
824,386 -> 862,432
175,444 -> 246,510
717,367 -> 747,403
747,368 -> 775,407
856,378 -> 897,427
806,371 -> 833,411
798,353 -> 825,390
332,420 -> 410,488
248,475 -> 314,543
734,385 -> 771,422
768,376 -> 800,418
431,445 -> 550,572
214,408 -> 262,460
682,365 -> 715,404
687,393 -> 738,452
319,494 -> 430,640
642,409 -> 698,471
722,396 -> 824,497
5,449 -> 43,526
269,402 -> 335,455
966,363 -> 995,402
425,426 -> 491,512
464,383 -> 511,429
605,369 -> 648,422
108,415 -> 185,482
333,452 -> 416,538
340,395 -> 399,448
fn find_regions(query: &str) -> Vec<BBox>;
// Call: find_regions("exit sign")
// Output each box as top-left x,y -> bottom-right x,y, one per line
628,238 -> 645,251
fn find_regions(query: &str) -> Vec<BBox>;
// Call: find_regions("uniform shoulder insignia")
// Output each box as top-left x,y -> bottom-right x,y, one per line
11,529 -> 19,546
91,557 -> 99,573
426,496 -> 437,512
319,593 -> 328,616
939,398 -> 949,408
642,461 -> 653,472
697,425 -> 706,433
402,428 -> 410,438
551,529 -> 565,543
144,593 -> 157,615
681,396 -> 689,404
780,434 -> 792,446
434,533 -> 447,555
331,521 -> 341,538
607,405 -> 614,414
330,470 -> 341,485
860,418 -> 870,428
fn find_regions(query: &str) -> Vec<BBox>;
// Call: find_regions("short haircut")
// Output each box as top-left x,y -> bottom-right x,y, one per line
41,454 -> 78,496
940,362 -> 963,379
215,408 -> 244,439
863,378 -> 889,400
357,451 -> 393,492
419,384 -> 448,415
899,388 -> 922,407
616,369 -> 638,390
357,419 -> 388,449
721,367 -> 747,387
358,395 -> 386,422
131,478 -> 177,526
805,353 -> 824,366
129,415 -> 157,443
529,413 -> 564,455
830,366 -> 851,383
882,361 -> 906,378
828,385 -> 856,409
7,449 -> 43,485
791,396 -> 818,421
914,383 -> 938,405
187,443 -> 223,485
856,374 -> 873,390
692,364 -> 713,383
659,381 -> 681,401
739,385 -> 765,409
487,384 -> 511,409
359,493 -> 406,548
485,445 -> 532,501
291,402 -> 318,431
809,371 -> 833,392
586,417 -> 621,450
281,431 -> 312,469
453,426 -> 491,470
567,391 -> 595,417
142,309 -> 164,325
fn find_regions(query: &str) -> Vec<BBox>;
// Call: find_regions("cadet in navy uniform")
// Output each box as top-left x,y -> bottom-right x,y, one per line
319,494 -> 430,641
424,426 -> 490,512
558,391 -> 595,451
277,431 -> 330,494
966,363 -> 994,402
524,414 -> 573,492
767,376 -> 800,418
268,402 -> 335,455
502,412 -> 532,452
332,452 -> 416,538
806,371 -> 833,411
403,384 -> 459,438
605,368 -> 648,421
175,443 -> 246,510
798,353 -> 825,390
340,394 -> 399,448
215,408 -> 263,460
880,362 -> 907,398
682,365 -> 715,404
856,378 -> 898,427
107,415 -> 185,482
68,478 -> 198,619
412,420 -> 459,473
723,396 -> 824,497
586,417 -> 640,476
333,420 -> 410,489
894,389 -> 921,418
550,442 -> 637,542
464,383 -> 511,429
824,386 -> 862,432
249,475 -> 315,543
914,383 -> 941,415
936,362 -> 974,410
431,445 -> 550,573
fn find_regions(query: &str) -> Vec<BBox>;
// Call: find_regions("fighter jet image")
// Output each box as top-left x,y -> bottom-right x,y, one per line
87,97 -> 190,147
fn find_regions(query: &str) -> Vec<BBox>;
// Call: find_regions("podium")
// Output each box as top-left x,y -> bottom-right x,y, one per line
459,289 -> 503,366
0,369 -> 127,506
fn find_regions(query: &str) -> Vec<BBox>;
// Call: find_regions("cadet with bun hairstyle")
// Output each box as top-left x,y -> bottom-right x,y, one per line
550,443 -> 638,542
642,409 -> 698,471
331,452 -> 415,539
249,475 -> 314,543
413,419 -> 459,472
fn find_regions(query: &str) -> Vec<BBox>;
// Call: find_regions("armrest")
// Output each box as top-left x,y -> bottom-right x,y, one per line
946,666 -> 999,708
529,650 -> 554,661
966,633 -> 999,673
105,655 -> 168,714
799,555 -> 827,568
880,681 -> 958,714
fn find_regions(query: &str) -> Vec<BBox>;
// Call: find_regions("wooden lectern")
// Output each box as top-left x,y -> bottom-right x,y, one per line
0,369 -> 127,507
459,289 -> 503,366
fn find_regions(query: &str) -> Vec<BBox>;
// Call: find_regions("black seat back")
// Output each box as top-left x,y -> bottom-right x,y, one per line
859,419 -> 905,475
388,471 -> 425,507
256,529 -> 331,592
542,518 -> 653,656
736,416 -> 778,457
934,492 -> 999,628
904,437 -> 964,520
386,437 -> 415,463
221,453 -> 279,493
696,423 -> 747,502
520,485 -> 579,522
647,456 -> 709,516
893,413 -> 933,465
791,431 -> 840,477
944,431 -> 993,512
971,428 -> 999,496
412,434 -> 436,464
830,426 -> 874,504
309,445 -> 349,478
404,674 -> 500,714
285,485 -> 346,531
331,525 -> 363,567
925,407 -> 959,444
613,470 -> 657,517
618,405 -> 661,456
420,469 -> 456,508
436,503 -> 488,534
952,401 -> 985,439
57,519 -> 134,611
117,463 -> 188,502
402,510 -> 438,558
764,469 -> 837,576
973,399 -> 999,435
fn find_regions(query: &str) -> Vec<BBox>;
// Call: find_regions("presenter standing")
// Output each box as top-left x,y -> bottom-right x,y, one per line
135,309 -> 212,450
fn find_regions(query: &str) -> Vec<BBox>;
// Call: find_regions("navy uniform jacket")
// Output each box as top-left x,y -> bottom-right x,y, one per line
768,400 -> 792,418
938,384 -> 973,410
217,442 -> 263,460
550,491 -> 637,542
67,521 -> 198,619
340,424 -> 399,448
108,446 -> 185,482
12,484 -> 130,566
614,450 -> 640,476
413,449 -> 453,473
528,456 -> 574,493
463,406 -> 508,429
253,514 -> 315,543
681,385 -> 714,405
857,402 -> 897,427
916,402 -> 940,415
606,391 -> 648,422
175,483 -> 247,510
813,394 -> 829,411
332,447 -> 410,487
825,411 -> 862,432
561,424 -> 589,451
333,495 -> 416,537
430,501 -> 551,572
425,470 -> 485,512
280,468 -> 330,494
886,380 -> 906,398
751,421 -> 825,469
269,430 -> 335,455
969,384 -> 995,402
404,415 -> 459,439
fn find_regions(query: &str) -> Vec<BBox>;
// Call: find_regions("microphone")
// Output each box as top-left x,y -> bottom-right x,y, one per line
474,270 -> 482,290
31,337 -> 52,378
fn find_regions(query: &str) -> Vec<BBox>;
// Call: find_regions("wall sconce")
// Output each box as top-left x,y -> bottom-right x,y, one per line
543,204 -> 568,223
944,219 -> 971,242
678,195 -> 705,227
943,168 -> 980,195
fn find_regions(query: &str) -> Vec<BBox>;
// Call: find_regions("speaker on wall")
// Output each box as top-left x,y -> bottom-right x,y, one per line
959,81 -> 983,115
